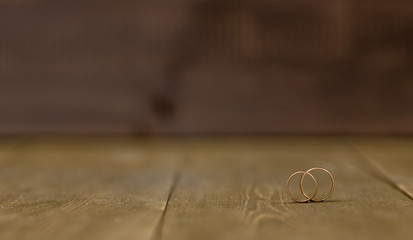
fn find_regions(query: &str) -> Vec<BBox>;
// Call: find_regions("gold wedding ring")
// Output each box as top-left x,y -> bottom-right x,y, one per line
286,171 -> 318,203
300,167 -> 335,202
286,167 -> 335,203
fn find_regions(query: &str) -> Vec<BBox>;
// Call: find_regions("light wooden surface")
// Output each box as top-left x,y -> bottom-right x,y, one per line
0,137 -> 412,240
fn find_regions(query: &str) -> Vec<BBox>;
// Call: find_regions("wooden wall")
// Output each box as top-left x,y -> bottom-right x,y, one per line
1,0 -> 413,134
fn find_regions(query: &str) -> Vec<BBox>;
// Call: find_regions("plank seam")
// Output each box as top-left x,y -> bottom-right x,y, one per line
150,170 -> 181,240
345,139 -> 413,201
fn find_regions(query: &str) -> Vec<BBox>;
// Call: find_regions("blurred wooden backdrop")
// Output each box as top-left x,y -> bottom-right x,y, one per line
1,0 -> 413,134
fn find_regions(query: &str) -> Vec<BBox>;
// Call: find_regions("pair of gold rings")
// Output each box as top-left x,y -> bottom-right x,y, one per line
286,167 -> 334,203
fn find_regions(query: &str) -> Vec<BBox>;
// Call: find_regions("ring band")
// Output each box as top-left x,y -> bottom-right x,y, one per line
286,171 -> 318,203
299,167 -> 334,202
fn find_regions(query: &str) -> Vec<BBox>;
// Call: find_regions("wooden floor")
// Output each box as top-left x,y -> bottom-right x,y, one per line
0,137 -> 412,240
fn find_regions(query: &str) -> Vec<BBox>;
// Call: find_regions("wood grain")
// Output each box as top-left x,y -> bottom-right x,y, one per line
160,137 -> 413,240
0,137 -> 178,240
0,137 -> 412,240
350,137 -> 413,199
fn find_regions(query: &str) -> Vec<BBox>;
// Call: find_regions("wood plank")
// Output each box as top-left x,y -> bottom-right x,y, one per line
160,137 -> 413,240
351,137 -> 413,199
0,137 -> 177,240
2,1 -> 413,134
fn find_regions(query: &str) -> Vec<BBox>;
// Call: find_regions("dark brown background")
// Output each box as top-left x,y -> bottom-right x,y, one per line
1,0 -> 413,134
